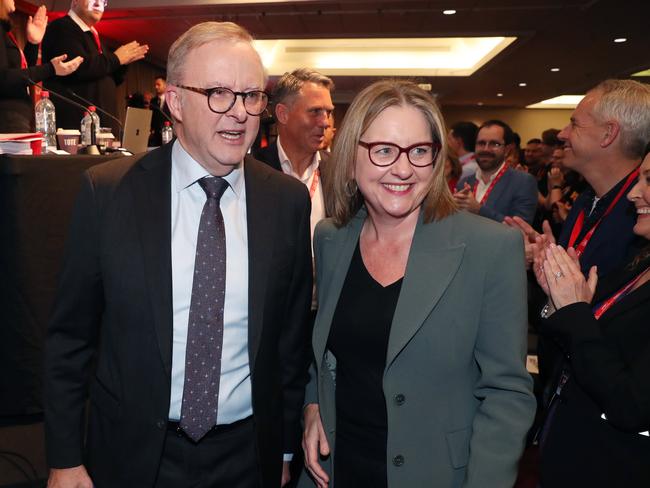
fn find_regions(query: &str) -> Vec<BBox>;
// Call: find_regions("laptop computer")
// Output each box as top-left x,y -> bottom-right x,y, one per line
122,107 -> 152,154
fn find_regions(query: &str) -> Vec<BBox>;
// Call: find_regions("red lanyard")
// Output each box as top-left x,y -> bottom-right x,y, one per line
308,168 -> 320,200
473,164 -> 508,204
90,28 -> 103,53
7,32 -> 27,69
593,267 -> 649,320
568,168 -> 639,257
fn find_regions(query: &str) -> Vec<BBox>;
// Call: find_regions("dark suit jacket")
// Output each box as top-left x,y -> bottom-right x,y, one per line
41,15 -> 127,134
300,209 -> 536,487
540,254 -> 650,487
255,141 -> 331,216
44,144 -> 313,487
457,167 -> 538,224
149,95 -> 171,146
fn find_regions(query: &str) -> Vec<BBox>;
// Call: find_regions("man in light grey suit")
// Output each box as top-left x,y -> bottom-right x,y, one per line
455,120 -> 538,224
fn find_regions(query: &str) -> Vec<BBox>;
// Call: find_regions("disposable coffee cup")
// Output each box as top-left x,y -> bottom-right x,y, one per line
56,129 -> 81,154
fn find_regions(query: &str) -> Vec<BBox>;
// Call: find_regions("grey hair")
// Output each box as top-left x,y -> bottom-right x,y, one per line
166,22 -> 267,86
272,68 -> 334,106
591,79 -> 650,159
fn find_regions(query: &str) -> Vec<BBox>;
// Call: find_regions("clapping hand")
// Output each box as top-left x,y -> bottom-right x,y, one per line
453,182 -> 481,214
542,244 -> 597,310
504,216 -> 555,269
26,5 -> 48,45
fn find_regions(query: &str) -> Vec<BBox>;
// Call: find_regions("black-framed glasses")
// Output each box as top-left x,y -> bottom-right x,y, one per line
175,85 -> 269,116
475,140 -> 505,150
358,140 -> 440,167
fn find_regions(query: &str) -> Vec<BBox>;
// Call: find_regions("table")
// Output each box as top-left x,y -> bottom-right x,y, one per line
0,154 -> 123,417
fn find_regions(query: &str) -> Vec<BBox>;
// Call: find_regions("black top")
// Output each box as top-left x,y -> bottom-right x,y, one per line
0,19 -> 55,132
540,253 -> 650,488
327,242 -> 402,487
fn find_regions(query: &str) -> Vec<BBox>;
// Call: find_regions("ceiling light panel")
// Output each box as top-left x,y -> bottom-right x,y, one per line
526,95 -> 585,109
254,37 -> 516,76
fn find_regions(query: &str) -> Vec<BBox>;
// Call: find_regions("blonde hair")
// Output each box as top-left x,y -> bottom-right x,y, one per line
326,79 -> 456,227
166,21 -> 267,86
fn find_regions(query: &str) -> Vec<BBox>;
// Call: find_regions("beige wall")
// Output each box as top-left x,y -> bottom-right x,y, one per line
441,107 -> 574,143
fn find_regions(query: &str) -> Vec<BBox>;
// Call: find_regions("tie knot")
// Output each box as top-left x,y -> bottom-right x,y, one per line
199,176 -> 229,201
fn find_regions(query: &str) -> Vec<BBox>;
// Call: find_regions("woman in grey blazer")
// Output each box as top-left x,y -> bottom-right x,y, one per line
299,80 -> 535,488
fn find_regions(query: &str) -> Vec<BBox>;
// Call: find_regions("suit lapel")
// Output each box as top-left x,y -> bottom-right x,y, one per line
244,157 -> 275,370
130,146 -> 173,374
385,214 -> 465,369
312,214 -> 364,363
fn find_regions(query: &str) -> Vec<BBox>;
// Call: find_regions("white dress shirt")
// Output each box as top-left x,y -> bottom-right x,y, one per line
168,140 -> 252,425
475,161 -> 507,203
459,152 -> 478,180
276,135 -> 325,244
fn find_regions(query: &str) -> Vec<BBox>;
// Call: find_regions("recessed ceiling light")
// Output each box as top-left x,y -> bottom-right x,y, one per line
550,67 -> 560,72
497,93 -> 503,97
477,102 -> 484,106
518,82 -> 527,87
614,38 -> 627,43
443,9 -> 457,15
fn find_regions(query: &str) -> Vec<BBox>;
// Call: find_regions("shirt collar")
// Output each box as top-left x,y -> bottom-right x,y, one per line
277,135 -> 320,178
476,161 -> 506,183
171,140 -> 244,197
68,10 -> 93,33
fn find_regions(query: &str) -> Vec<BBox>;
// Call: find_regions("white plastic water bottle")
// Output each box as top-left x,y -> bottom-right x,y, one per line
80,106 -> 101,146
161,121 -> 173,145
35,91 -> 57,151
80,111 -> 91,146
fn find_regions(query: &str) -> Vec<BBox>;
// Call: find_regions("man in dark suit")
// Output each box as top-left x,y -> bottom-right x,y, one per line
256,68 -> 334,231
45,21 -> 312,488
454,119 -> 538,224
149,75 -> 172,146
41,0 -> 148,134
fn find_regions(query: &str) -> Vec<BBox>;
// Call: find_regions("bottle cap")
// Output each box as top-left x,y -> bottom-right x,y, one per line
89,106 -> 96,111
164,121 -> 171,126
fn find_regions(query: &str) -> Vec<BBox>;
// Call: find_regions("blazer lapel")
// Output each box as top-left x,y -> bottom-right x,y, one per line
130,147 -> 173,374
385,214 -> 465,369
312,213 -> 364,363
244,157 -> 275,370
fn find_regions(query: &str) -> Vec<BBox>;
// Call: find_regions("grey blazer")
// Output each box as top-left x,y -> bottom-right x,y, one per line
457,168 -> 538,224
299,209 -> 536,488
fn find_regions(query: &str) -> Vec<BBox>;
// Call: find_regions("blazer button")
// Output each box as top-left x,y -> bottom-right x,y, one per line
156,420 -> 166,430
392,455 -> 405,467
394,393 -> 405,405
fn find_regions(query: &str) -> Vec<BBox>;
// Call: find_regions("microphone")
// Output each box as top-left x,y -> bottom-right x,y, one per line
26,78 -> 100,155
68,90 -> 124,143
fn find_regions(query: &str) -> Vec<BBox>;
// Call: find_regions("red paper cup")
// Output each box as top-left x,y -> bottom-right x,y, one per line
31,139 -> 42,155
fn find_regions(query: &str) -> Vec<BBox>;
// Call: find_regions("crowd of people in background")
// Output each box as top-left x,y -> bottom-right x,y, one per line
3,1 -> 650,487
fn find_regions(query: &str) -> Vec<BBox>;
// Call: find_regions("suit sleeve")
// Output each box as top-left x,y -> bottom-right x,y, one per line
0,37 -> 54,96
279,187 -> 314,454
303,222 -> 327,407
44,170 -> 104,468
464,228 -> 536,487
478,174 -> 538,224
544,302 -> 650,432
41,18 -> 122,85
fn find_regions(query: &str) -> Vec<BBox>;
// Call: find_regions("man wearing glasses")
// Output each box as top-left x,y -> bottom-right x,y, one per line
454,119 -> 538,224
45,22 -> 312,488
42,0 -> 148,134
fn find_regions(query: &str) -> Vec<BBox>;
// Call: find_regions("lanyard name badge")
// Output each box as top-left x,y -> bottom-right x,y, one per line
568,168 -> 639,257
473,164 -> 508,204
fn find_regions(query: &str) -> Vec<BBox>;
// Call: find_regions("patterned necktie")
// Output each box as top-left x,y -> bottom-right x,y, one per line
179,176 -> 229,442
